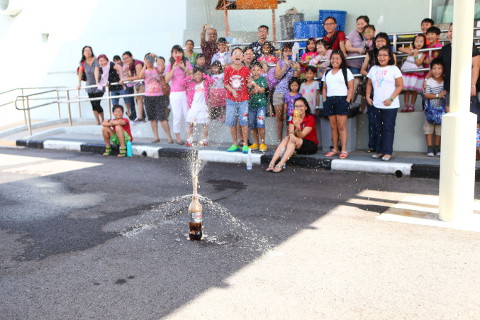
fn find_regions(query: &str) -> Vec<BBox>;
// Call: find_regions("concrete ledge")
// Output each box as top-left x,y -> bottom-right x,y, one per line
44,140 -> 82,151
261,154 -> 332,169
16,139 -> 44,149
198,150 -> 262,164
132,145 -> 161,158
158,147 -> 192,159
331,159 -> 412,177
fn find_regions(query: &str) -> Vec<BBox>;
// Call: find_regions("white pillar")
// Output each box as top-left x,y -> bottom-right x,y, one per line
438,0 -> 477,221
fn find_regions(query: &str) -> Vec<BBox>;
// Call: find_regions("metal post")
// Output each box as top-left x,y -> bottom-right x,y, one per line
56,89 -> 61,119
77,89 -> 82,118
21,88 -> 27,125
66,90 -> 72,126
439,0 -> 476,221
26,97 -> 32,136
106,85 -> 112,119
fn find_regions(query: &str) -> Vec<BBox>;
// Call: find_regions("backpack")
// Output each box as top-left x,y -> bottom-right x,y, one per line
77,61 -> 87,81
424,97 -> 446,125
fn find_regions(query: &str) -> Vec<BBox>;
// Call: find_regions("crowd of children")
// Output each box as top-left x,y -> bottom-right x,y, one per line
80,16 -> 475,162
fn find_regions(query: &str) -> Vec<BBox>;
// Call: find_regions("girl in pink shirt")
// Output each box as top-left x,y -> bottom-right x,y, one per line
165,45 -> 193,144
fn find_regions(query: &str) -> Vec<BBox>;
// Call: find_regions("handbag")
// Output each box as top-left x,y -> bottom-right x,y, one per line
161,75 -> 171,96
424,98 -> 446,125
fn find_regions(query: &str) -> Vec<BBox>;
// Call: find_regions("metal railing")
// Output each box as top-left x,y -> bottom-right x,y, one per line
13,80 -> 144,136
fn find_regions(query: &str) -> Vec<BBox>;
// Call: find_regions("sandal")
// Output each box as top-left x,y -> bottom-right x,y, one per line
400,105 -> 410,112
407,106 -> 415,112
117,147 -> 127,157
266,163 -> 275,171
325,149 -> 339,157
103,147 -> 112,156
339,151 -> 348,159
272,165 -> 283,173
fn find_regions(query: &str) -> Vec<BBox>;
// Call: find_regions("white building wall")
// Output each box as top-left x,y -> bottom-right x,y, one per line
0,0 -> 186,125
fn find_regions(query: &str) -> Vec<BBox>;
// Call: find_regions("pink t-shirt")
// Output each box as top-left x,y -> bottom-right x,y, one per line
166,61 -> 193,92
144,68 -> 163,96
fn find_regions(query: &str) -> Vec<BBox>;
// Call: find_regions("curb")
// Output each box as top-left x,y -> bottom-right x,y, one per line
14,138 -> 449,179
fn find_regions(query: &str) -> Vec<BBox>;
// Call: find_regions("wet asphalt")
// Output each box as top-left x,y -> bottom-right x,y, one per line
1,147 -> 479,319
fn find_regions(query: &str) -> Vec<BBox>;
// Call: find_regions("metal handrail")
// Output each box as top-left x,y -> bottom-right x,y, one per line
13,79 -> 146,135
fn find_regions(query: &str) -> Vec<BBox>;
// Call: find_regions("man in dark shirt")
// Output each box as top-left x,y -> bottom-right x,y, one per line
425,24 -> 480,104
201,24 -> 218,66
249,25 -> 275,59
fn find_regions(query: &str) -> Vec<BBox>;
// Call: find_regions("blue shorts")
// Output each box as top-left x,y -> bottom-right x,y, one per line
226,99 -> 249,127
248,107 -> 267,129
323,96 -> 350,116
348,67 -> 361,76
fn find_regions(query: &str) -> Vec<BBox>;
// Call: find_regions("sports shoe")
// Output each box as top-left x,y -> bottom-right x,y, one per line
435,151 -> 441,157
199,140 -> 208,147
259,144 -> 267,152
242,145 -> 249,154
426,151 -> 434,157
249,143 -> 259,150
185,138 -> 193,147
227,144 -> 239,152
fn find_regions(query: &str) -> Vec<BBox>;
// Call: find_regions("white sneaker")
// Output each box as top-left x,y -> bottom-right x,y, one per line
426,152 -> 434,157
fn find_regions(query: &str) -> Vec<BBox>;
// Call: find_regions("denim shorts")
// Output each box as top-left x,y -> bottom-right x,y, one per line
123,87 -> 135,106
248,107 -> 267,129
226,99 -> 249,127
323,96 -> 350,116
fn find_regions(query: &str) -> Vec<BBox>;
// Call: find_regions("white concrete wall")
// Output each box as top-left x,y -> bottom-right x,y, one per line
0,0 -> 186,126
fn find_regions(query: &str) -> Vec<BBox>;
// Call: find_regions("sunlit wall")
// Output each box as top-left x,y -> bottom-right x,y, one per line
0,0 -> 186,124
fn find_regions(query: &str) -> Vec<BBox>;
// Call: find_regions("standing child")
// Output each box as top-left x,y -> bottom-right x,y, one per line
195,54 -> 208,73
401,34 -> 427,112
322,50 -> 355,159
208,61 -> 227,121
183,68 -> 214,147
211,37 -> 232,68
165,45 -> 193,145
139,53 -> 174,143
248,62 -> 269,152
257,41 -> 277,73
309,40 -> 332,79
423,59 -> 447,157
300,66 -> 321,115
224,47 -> 251,153
299,37 -> 319,74
284,77 -> 303,123
424,26 -> 442,65
102,105 -> 133,157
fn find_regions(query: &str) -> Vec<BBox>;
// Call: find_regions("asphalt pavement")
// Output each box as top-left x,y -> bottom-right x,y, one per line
1,147 -> 480,319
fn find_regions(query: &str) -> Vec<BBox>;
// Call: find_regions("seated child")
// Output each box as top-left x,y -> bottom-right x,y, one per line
247,62 -> 268,152
423,59 -> 447,157
102,104 -> 133,157
183,67 -> 215,147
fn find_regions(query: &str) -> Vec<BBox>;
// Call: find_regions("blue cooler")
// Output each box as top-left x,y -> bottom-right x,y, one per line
294,21 -> 322,48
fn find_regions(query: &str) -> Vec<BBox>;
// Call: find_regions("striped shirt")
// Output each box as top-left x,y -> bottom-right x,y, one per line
425,78 -> 445,108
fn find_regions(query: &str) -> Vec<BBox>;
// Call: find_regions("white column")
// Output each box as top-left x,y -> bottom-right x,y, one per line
438,0 -> 477,221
